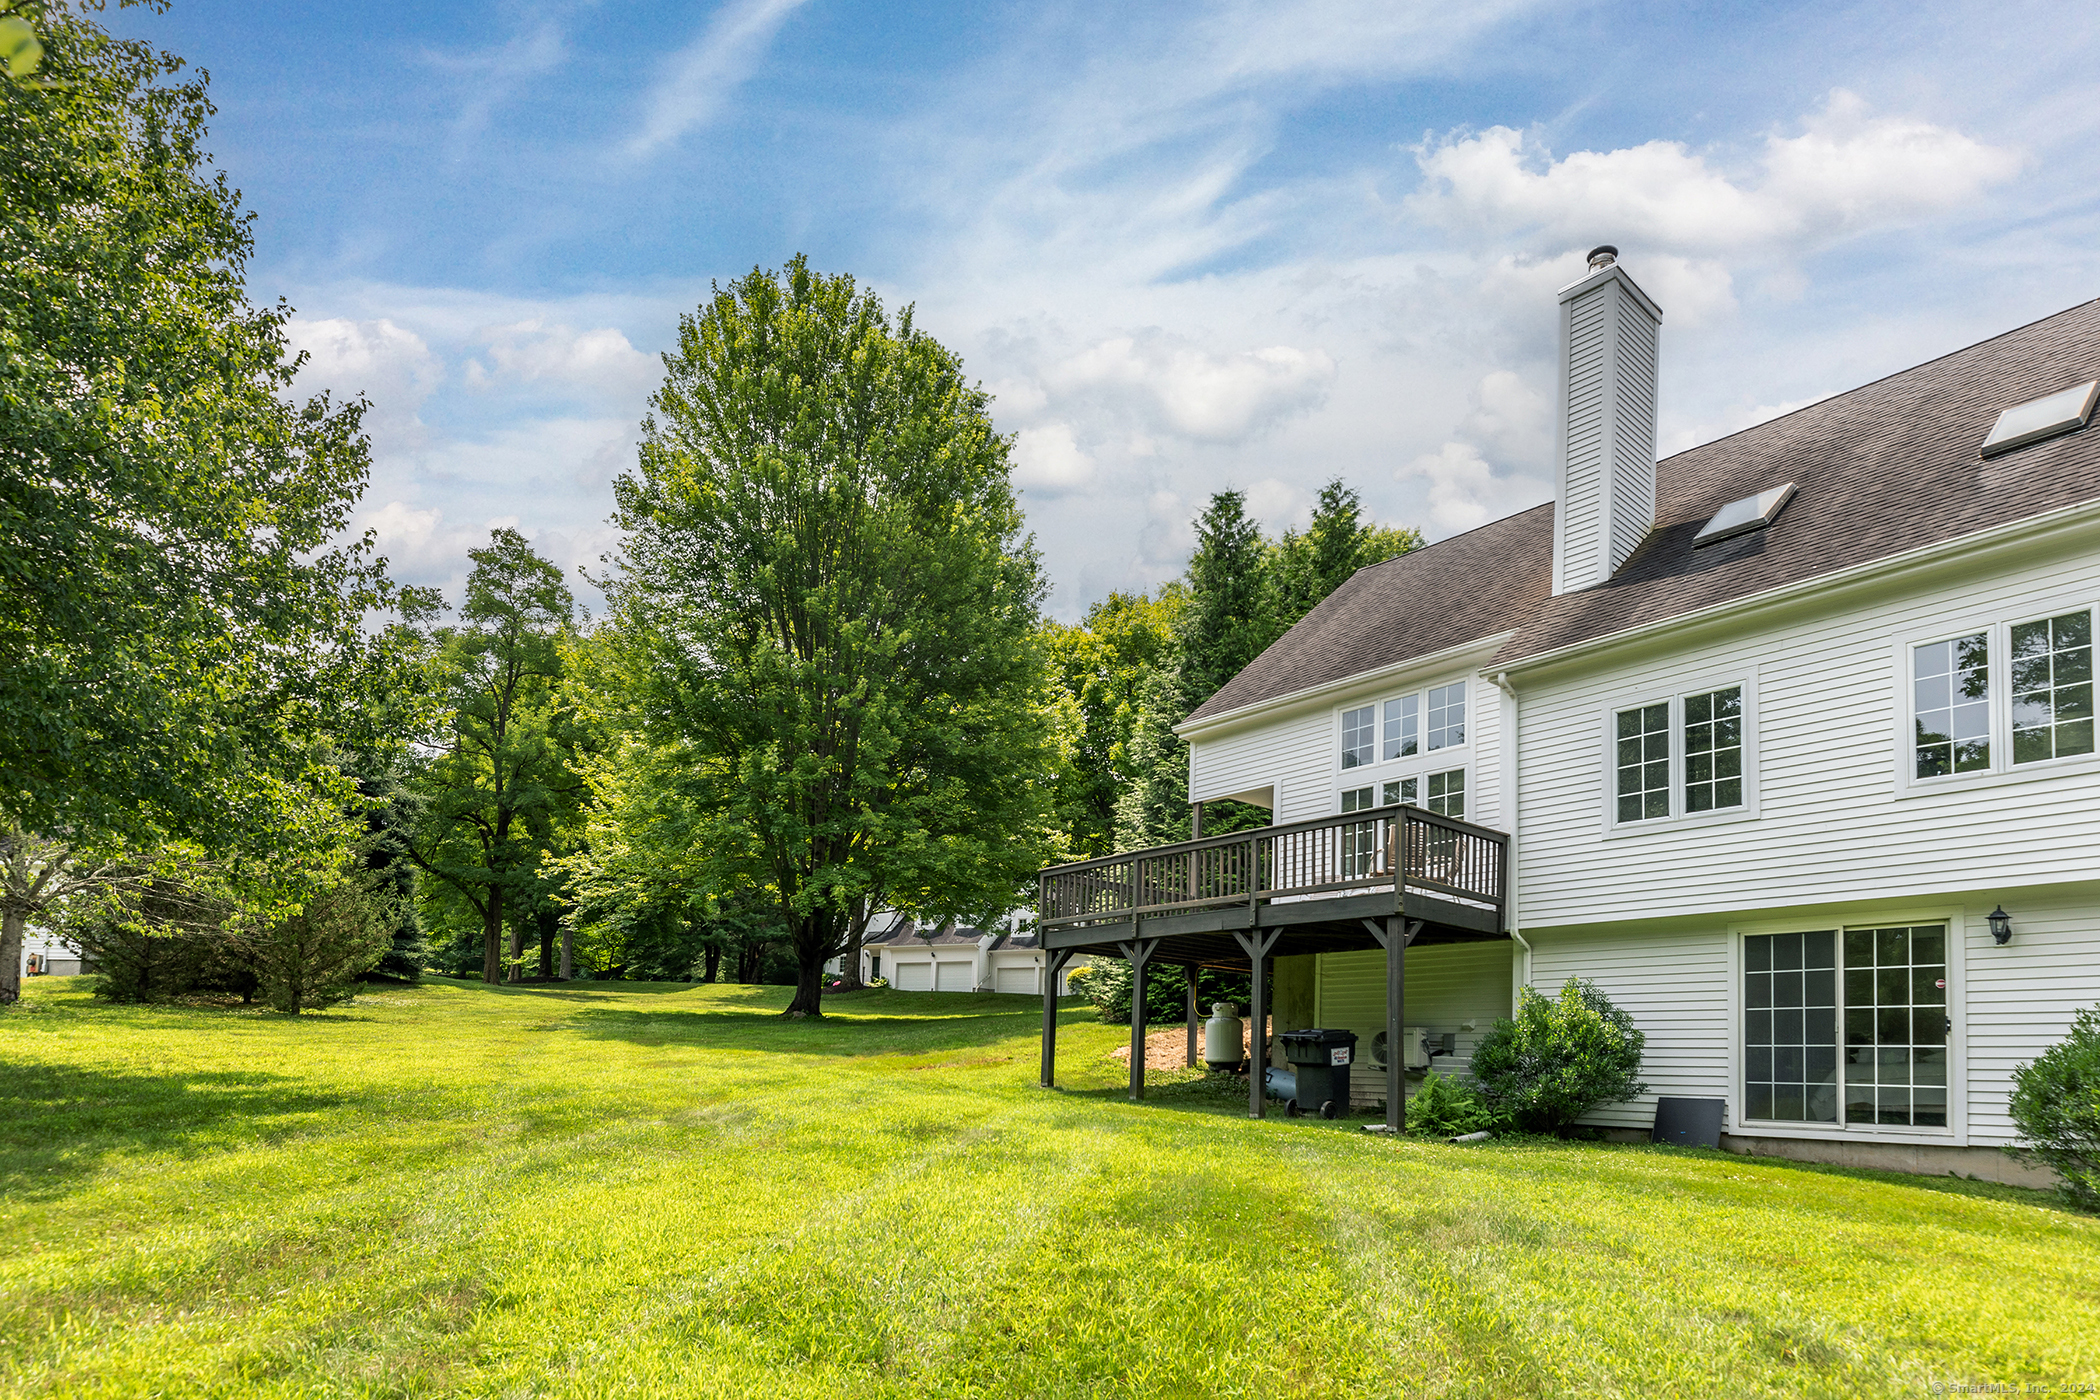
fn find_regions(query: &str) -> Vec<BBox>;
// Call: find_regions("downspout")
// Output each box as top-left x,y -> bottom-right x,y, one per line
1490,670 -> 1532,1007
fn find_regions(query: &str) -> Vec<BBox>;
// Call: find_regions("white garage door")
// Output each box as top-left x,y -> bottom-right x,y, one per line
935,960 -> 973,992
994,965 -> 1037,995
895,961 -> 932,991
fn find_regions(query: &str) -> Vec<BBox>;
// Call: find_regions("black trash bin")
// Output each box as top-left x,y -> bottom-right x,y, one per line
1279,1028 -> 1358,1119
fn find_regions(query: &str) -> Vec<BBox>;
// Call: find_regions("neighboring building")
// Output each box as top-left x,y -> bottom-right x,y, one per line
18,933 -> 85,979
862,919 -> 1086,995
1038,248 -> 2100,1181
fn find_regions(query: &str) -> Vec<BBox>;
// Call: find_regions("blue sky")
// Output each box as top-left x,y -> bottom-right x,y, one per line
117,0 -> 2100,617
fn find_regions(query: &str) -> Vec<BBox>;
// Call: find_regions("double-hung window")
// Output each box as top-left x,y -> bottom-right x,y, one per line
1340,706 -> 1375,769
1910,607 -> 2097,783
1611,684 -> 1749,826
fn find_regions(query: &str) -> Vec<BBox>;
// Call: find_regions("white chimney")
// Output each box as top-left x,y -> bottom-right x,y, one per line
1551,245 -> 1662,595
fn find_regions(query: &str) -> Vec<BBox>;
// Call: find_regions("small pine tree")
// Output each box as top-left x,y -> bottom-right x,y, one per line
245,873 -> 396,1014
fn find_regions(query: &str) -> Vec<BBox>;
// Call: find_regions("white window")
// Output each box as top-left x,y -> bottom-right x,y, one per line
1381,777 -> 1416,806
2010,610 -> 2095,764
1340,705 -> 1374,769
1382,695 -> 1418,760
1906,607 -> 2099,785
1340,786 -> 1374,813
1425,768 -> 1464,818
1683,686 -> 1745,813
1609,682 -> 1752,828
1427,682 -> 1465,750
1615,702 -> 1669,822
1912,633 -> 1990,778
1742,924 -> 1948,1129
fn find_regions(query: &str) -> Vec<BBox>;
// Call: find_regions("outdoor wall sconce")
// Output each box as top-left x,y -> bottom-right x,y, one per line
1987,905 -> 2012,945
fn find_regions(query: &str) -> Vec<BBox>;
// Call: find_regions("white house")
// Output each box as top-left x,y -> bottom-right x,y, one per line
1037,247 -> 2100,1183
18,932 -> 84,980
862,920 -> 1085,995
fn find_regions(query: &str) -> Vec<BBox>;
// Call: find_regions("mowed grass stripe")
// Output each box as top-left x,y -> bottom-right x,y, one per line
0,978 -> 2093,1397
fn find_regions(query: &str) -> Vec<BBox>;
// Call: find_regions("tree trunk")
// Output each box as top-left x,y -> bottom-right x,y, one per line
507,916 -> 524,983
702,944 -> 721,983
560,920 -> 573,980
482,888 -> 504,984
0,905 -> 25,1003
537,909 -> 556,980
783,910 -> 841,1017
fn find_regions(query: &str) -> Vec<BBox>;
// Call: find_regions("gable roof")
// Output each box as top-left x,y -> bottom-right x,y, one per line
1184,503 -> 1554,723
1184,295 -> 2100,724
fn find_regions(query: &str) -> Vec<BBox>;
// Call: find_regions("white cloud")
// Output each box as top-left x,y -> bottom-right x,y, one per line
357,500 -> 516,587
284,317 -> 443,450
1410,92 -> 2025,261
1046,332 -> 1336,443
623,0 -> 811,159
1399,441 -> 1550,535
464,320 -> 660,402
1010,423 -> 1096,495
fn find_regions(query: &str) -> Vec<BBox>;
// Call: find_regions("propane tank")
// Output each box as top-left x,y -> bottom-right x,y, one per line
1203,1001 -> 1244,1070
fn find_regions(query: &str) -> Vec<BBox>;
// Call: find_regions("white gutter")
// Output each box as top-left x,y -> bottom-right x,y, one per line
1489,670 -> 1532,1003
1502,492 -> 2100,679
1176,630 -> 1517,742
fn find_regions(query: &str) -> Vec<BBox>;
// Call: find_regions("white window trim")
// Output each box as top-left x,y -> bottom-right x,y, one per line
1333,761 -> 1471,820
1724,907 -> 1967,1145
1598,671 -> 1761,839
1893,602 -> 2100,800
1332,674 -> 1474,789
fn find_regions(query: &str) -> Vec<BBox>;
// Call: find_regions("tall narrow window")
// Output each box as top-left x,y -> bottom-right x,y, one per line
1382,695 -> 1418,760
1426,769 -> 1464,818
1615,703 -> 1669,821
1683,686 -> 1744,813
1913,634 -> 1989,777
1743,930 -> 1838,1123
1339,787 -> 1377,877
1427,682 -> 1466,750
1842,925 -> 1947,1127
1341,706 -> 1374,769
2010,610 -> 2095,764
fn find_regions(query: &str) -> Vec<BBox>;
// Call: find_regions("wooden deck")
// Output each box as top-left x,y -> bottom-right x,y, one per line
1032,806 -> 1511,1131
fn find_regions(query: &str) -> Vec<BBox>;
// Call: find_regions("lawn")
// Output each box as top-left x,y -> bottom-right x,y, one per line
0,979 -> 2092,1399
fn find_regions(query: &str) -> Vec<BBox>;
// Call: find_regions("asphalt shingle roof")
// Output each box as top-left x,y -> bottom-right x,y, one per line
1183,296 -> 2100,723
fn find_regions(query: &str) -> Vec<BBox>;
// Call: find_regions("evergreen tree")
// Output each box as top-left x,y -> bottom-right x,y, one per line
1271,479 -> 1423,629
1177,490 -> 1276,701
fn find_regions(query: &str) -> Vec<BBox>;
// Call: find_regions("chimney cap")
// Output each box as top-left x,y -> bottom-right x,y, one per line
1586,244 -> 1619,269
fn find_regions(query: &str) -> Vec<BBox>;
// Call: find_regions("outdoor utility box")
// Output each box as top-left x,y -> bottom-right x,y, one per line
1652,1096 -> 1726,1149
1279,1028 -> 1358,1119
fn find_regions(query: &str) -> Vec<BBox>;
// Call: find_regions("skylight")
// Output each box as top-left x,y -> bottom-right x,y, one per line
1981,379 -> 2100,458
1694,482 -> 1796,548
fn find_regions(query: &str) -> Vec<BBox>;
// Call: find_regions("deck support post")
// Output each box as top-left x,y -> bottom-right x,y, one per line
1232,929 -> 1282,1118
1367,917 -> 1423,1134
1040,948 -> 1075,1089
1118,937 -> 1160,1101
1185,964 -> 1200,1067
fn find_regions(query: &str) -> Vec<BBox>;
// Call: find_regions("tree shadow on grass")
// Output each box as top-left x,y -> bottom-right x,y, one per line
556,1004 -> 1079,1058
0,1063 -> 357,1203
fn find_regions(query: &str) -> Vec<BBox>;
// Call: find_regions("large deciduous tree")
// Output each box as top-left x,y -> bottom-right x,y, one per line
598,257 -> 1058,1017
0,6 -> 389,998
408,530 -> 581,984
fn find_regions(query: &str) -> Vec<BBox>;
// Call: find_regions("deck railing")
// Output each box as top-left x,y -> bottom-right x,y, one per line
1038,805 -> 1507,931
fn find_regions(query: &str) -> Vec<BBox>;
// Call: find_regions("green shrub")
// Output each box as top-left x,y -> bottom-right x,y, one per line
1064,959 -> 1247,1026
1404,1070 -> 1506,1138
2008,1004 -> 2100,1211
1471,978 -> 1648,1133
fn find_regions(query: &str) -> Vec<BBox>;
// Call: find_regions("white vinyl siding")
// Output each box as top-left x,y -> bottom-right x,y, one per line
1517,538 -> 2100,928
1556,288 -> 1608,592
1608,293 -> 1658,572
1526,924 -> 1733,1132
